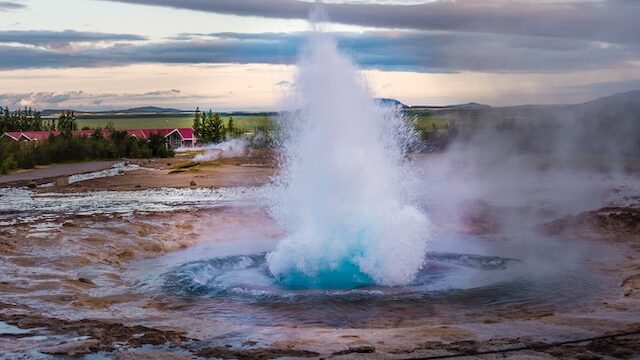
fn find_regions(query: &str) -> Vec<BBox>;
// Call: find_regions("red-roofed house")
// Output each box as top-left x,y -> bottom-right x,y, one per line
166,128 -> 195,148
1,128 -> 197,148
125,129 -> 147,140
17,131 -> 61,141
133,128 -> 195,148
1,132 -> 24,141
1,131 -> 60,141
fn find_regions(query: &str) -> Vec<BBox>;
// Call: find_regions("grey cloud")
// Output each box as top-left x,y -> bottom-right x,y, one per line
143,31 -> 640,73
0,91 -> 84,109
102,0 -> 640,45
1,31 -> 638,73
275,80 -> 292,87
563,79 -> 640,98
0,90 -> 208,110
0,1 -> 25,11
144,89 -> 181,96
0,30 -> 147,48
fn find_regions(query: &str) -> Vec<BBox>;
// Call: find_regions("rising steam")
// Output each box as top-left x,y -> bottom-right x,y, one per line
266,14 -> 430,289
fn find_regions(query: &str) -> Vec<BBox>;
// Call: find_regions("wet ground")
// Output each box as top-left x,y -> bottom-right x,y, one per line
1,154 -> 639,359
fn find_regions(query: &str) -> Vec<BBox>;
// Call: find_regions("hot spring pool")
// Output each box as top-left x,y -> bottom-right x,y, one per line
128,239 -> 610,328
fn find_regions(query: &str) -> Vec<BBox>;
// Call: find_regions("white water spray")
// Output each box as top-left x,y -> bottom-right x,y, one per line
266,14 -> 430,289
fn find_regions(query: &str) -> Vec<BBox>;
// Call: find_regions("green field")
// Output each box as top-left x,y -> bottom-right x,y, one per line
76,115 -> 274,132
410,112 -> 451,133
76,112 -> 449,134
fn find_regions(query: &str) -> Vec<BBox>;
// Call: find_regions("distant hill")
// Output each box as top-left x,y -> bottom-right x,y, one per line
40,109 -> 77,116
576,89 -> 640,116
410,102 -> 491,110
483,89 -> 640,122
38,90 -> 639,120
41,106 -> 188,116
113,106 -> 185,114
428,89 -> 640,155
375,98 -> 408,108
410,90 -> 640,119
448,102 -> 492,110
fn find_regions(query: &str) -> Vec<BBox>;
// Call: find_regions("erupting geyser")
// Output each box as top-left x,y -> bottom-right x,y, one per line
266,17 -> 430,289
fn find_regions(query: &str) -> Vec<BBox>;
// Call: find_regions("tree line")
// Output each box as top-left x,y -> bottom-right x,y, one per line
193,108 -> 242,143
0,125 -> 173,175
0,107 -> 78,133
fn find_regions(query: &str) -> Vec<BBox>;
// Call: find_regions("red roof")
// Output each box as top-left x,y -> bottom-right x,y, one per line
139,128 -> 172,139
72,129 -> 111,138
176,128 -> 195,139
20,131 -> 61,140
165,128 -> 195,140
2,132 -> 22,140
73,130 -> 94,137
126,129 -> 147,139
1,128 -> 195,142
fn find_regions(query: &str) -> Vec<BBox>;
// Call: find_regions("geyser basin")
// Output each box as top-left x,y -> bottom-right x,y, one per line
128,242 -> 608,328
163,252 -> 516,296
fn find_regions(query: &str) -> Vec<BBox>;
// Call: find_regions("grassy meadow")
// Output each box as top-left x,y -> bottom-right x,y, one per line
75,111 -> 452,136
77,115 -> 274,132
410,111 -> 451,133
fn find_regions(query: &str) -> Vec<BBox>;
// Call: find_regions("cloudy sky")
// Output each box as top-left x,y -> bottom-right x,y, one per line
0,0 -> 639,110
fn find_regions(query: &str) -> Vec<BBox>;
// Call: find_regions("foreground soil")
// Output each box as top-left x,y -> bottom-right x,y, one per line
1,203 -> 639,359
50,150 -> 277,193
1,154 -> 639,359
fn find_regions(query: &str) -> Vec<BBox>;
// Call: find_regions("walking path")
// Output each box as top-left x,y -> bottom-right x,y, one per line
0,161 -> 119,187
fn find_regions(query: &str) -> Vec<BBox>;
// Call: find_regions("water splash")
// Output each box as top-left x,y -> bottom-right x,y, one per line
266,15 -> 430,289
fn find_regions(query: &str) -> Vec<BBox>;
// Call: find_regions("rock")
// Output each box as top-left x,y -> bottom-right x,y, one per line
41,339 -> 101,356
55,176 -> 69,188
190,180 -> 197,187
332,346 -> 376,355
197,347 -> 319,359
542,206 -> 640,240
113,351 -> 192,360
78,277 -> 95,285
621,274 -> 640,297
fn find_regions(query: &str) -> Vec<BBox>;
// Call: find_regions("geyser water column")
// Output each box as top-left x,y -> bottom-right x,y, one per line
266,20 -> 430,289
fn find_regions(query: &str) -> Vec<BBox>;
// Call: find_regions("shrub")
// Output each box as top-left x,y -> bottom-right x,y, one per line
0,153 -> 17,174
0,131 -> 173,173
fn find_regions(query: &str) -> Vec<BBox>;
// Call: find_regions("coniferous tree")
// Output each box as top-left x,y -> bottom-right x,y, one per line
201,110 -> 212,142
211,112 -> 224,143
193,107 -> 203,141
57,111 -> 77,133
227,116 -> 235,139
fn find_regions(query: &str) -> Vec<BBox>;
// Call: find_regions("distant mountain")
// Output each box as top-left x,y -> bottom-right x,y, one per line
41,106 -> 187,116
38,90 -> 639,119
409,102 -> 491,110
411,90 -> 640,118
448,102 -> 492,110
375,98 -> 408,109
488,89 -> 640,120
113,106 -> 185,114
577,89 -> 640,114
40,109 -> 76,116
416,89 -> 640,155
